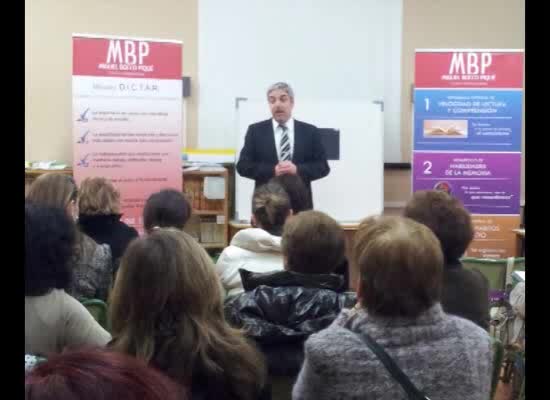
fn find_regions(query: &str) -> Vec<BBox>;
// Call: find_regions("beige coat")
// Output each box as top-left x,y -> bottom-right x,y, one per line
25,289 -> 111,356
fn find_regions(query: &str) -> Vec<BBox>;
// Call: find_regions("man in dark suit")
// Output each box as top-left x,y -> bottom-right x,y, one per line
236,82 -> 330,206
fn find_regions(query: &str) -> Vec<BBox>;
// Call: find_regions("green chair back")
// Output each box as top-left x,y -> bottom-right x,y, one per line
490,337 -> 504,400
460,257 -> 525,291
210,251 -> 221,264
518,376 -> 525,400
81,298 -> 109,331
270,375 -> 294,400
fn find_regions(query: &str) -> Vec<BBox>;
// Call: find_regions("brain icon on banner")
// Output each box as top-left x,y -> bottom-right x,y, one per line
72,34 -> 183,234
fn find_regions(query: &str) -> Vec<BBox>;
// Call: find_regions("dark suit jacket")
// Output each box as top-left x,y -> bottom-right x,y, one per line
236,119 -> 330,205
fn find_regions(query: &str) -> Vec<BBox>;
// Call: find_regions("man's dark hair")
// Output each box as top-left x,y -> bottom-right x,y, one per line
143,189 -> 192,233
404,190 -> 474,264
270,175 -> 312,214
25,202 -> 76,296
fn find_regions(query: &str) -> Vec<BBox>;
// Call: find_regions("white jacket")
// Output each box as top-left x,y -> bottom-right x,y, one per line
215,228 -> 284,298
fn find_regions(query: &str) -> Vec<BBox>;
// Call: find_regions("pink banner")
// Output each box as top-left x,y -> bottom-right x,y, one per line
73,36 -> 182,79
415,51 -> 523,89
72,34 -> 183,234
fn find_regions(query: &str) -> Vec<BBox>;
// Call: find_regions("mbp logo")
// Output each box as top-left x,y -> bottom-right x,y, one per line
449,52 -> 492,75
106,40 -> 150,65
99,39 -> 154,72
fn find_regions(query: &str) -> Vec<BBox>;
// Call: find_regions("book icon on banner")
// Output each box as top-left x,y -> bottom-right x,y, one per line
423,120 -> 468,138
77,130 -> 90,144
77,108 -> 90,122
77,154 -> 91,167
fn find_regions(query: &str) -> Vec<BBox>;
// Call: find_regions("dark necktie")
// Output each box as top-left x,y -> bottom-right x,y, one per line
279,124 -> 291,161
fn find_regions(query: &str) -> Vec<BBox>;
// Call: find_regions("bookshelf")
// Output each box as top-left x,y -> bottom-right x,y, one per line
182,169 -> 229,250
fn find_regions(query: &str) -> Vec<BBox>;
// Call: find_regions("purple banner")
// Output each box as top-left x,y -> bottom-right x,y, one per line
412,152 -> 520,215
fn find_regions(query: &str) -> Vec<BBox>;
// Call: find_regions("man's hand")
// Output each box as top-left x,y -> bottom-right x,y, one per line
275,161 -> 297,176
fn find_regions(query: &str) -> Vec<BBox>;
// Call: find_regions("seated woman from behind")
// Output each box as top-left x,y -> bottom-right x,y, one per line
268,175 -> 349,287
26,173 -> 113,301
293,216 -> 493,400
142,188 -> 192,233
109,229 -> 269,400
77,177 -> 138,274
25,348 -> 187,400
25,202 -> 111,357
225,210 -> 356,378
404,190 -> 490,329
216,182 -> 292,298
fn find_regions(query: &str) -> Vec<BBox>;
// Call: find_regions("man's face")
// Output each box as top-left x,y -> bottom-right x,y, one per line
268,89 -> 294,124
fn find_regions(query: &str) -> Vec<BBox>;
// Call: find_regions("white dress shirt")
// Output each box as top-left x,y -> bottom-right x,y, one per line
272,117 -> 295,161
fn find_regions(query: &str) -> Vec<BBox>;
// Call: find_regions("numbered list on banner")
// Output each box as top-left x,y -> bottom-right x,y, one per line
72,35 -> 183,234
413,50 -> 524,258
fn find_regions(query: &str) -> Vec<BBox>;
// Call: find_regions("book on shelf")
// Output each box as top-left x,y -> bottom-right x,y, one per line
199,216 -> 223,244
184,176 -> 224,213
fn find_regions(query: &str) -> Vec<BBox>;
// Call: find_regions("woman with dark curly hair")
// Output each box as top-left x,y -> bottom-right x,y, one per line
25,202 -> 111,357
26,173 -> 113,301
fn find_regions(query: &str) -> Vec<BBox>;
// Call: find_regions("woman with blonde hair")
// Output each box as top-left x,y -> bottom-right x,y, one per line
109,229 -> 269,400
215,182 -> 292,298
26,173 -> 113,301
78,177 -> 138,271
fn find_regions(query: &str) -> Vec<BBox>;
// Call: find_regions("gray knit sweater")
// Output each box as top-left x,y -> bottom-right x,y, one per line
292,303 -> 492,400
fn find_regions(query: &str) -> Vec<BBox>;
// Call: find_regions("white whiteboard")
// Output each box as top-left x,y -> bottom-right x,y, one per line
235,99 -> 384,223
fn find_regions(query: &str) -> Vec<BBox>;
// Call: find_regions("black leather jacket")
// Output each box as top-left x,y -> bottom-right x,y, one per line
224,269 -> 356,377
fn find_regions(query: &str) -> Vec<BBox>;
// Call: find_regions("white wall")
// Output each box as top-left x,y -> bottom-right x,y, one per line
198,0 -> 403,162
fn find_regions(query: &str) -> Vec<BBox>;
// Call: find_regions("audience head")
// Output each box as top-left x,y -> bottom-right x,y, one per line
26,173 -> 78,220
25,202 -> 76,297
78,177 -> 121,216
270,174 -> 311,214
282,210 -> 345,274
143,189 -> 192,233
353,216 -> 443,318
267,82 -> 295,124
404,190 -> 473,264
25,348 -> 187,400
109,229 -> 266,398
251,182 -> 292,236
110,229 -> 224,341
